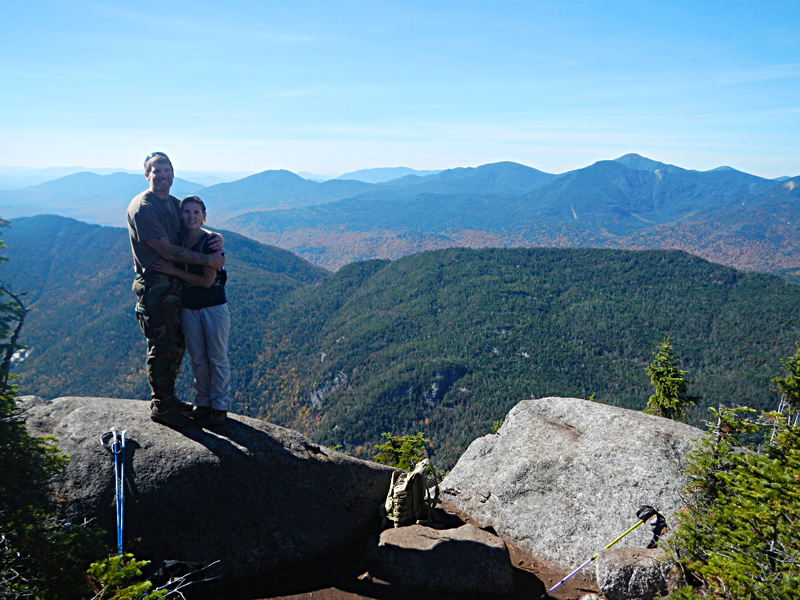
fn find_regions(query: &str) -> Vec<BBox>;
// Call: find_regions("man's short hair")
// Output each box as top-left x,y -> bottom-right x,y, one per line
144,152 -> 173,175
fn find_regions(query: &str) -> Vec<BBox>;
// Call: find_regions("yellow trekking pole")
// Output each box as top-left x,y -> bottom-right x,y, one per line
540,505 -> 664,599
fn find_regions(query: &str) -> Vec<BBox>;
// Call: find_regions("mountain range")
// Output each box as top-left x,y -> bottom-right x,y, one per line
3,215 -> 798,465
222,156 -> 799,279
1,155 -> 797,282
0,172 -> 204,225
198,170 -> 376,216
0,166 -> 253,189
0,166 -> 140,190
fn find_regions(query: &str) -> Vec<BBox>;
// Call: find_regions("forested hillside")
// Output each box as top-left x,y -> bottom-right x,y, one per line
1,215 -> 326,403
620,176 -> 800,280
243,247 -> 800,464
3,216 -> 798,466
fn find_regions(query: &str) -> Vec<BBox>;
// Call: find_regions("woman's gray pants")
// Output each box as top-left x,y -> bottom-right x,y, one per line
181,303 -> 231,411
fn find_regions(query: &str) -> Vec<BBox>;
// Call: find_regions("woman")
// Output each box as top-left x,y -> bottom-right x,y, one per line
153,195 -> 230,427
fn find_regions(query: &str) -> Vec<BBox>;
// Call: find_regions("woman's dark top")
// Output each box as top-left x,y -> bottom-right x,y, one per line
178,232 -> 227,310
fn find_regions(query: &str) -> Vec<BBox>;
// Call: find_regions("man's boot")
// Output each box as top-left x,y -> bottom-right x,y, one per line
175,400 -> 194,412
151,401 -> 195,428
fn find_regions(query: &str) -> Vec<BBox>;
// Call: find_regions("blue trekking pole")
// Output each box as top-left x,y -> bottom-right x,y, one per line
110,428 -> 122,555
118,430 -> 126,555
101,427 -> 126,556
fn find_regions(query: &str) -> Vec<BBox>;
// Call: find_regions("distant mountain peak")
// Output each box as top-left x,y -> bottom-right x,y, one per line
612,153 -> 674,172
438,161 -> 551,178
337,166 -> 442,184
249,169 -> 307,181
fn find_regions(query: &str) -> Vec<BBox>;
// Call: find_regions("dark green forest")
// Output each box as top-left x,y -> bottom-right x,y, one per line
245,247 -> 800,465
4,216 -> 799,466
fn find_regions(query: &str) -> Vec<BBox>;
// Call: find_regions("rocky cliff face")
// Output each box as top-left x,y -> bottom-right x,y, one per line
20,395 -> 394,583
440,397 -> 704,570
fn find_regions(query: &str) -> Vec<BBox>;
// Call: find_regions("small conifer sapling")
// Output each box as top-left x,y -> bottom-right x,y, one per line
373,432 -> 429,471
644,339 -> 700,421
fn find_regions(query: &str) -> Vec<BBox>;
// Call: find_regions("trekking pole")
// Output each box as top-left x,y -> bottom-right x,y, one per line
101,427 -> 125,556
540,505 -> 661,599
111,428 -> 123,555
119,430 -> 126,555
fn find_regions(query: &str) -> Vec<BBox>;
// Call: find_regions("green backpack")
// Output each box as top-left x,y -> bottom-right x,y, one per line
383,458 -> 440,528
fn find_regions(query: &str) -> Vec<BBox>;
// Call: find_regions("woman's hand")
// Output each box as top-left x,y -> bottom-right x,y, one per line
152,258 -> 177,275
206,231 -> 225,254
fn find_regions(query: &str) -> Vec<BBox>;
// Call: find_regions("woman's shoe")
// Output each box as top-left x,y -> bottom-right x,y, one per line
207,410 -> 227,428
190,406 -> 213,421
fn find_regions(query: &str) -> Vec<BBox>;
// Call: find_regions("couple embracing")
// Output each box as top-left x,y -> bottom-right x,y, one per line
126,152 -> 231,429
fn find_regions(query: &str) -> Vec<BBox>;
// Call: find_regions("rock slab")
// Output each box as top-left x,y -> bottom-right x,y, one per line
596,548 -> 681,600
440,397 -> 704,570
20,396 -> 395,582
370,524 -> 514,595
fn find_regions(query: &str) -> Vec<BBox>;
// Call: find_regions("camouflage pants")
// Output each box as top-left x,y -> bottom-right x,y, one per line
133,273 -> 185,406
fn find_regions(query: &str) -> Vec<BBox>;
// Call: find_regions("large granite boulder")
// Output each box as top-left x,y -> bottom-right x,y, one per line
440,397 -> 704,570
20,396 -> 395,582
369,524 -> 514,595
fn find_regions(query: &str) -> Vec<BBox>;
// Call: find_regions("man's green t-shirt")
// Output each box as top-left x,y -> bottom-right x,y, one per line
126,191 -> 181,276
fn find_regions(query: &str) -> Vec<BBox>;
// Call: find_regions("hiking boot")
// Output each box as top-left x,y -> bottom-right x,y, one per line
190,406 -> 213,421
162,396 -> 193,412
206,409 -> 227,428
175,400 -> 194,412
151,403 -> 195,428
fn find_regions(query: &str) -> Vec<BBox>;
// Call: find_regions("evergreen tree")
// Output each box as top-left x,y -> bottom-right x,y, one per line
644,339 -> 700,421
373,432 -> 429,471
666,406 -> 800,599
772,342 -> 800,415
86,554 -> 166,600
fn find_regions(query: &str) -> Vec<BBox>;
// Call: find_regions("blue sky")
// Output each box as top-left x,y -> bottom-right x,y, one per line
2,0 -> 798,177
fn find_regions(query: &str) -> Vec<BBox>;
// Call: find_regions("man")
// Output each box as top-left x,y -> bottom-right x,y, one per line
127,152 -> 225,427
